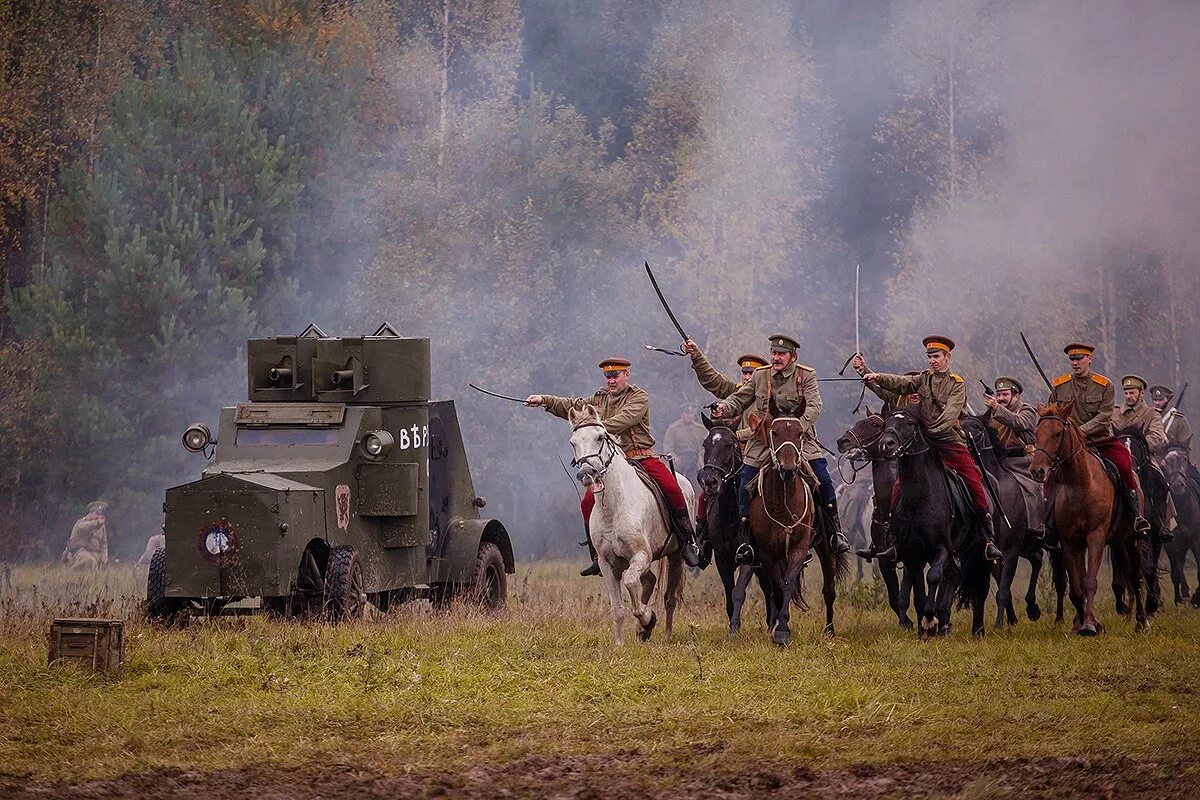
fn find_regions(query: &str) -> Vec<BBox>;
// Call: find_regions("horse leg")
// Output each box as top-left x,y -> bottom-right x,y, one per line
1143,536 -> 1161,616
1165,537 -> 1186,604
821,544 -> 837,638
724,566 -> 753,633
605,569 -> 627,646
1191,536 -> 1200,607
897,564 -> 915,629
717,553 -> 737,629
662,553 -> 683,643
771,557 -> 799,647
908,563 -> 929,641
1063,544 -> 1087,634
1079,535 -> 1105,636
1024,548 -> 1044,622
995,552 -> 1017,629
880,559 -> 907,628
620,553 -> 655,642
637,562 -> 658,642
1052,548 -> 1068,625
924,548 -> 949,638
1112,549 -> 1129,615
1128,540 -> 1148,632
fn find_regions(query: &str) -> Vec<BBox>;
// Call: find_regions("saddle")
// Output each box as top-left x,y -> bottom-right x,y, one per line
628,457 -> 680,557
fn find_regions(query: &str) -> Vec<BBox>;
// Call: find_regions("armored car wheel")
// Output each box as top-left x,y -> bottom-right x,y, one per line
323,545 -> 366,622
468,541 -> 507,610
145,548 -> 183,621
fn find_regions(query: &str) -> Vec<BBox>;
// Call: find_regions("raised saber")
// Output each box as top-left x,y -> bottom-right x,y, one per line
838,263 -> 861,376
1019,331 -> 1053,392
644,343 -> 687,357
644,261 -> 689,342
468,383 -> 531,404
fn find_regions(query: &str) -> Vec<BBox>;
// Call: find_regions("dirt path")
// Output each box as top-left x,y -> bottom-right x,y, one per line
3,755 -> 1194,799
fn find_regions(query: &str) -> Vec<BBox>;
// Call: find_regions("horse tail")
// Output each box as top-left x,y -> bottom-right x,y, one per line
834,547 -> 852,584
956,546 -> 990,609
664,549 -> 687,610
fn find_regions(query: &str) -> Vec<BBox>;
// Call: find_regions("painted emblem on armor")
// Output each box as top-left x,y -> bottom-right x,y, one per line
198,519 -> 237,562
335,484 -> 351,531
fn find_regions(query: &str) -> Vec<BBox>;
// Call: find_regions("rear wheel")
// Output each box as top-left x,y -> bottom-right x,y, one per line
468,541 -> 507,610
323,545 -> 366,622
145,548 -> 182,621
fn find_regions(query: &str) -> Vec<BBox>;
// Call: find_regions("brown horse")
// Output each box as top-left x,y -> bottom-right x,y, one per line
1162,446 -> 1200,607
1029,403 -> 1147,634
733,412 -> 847,646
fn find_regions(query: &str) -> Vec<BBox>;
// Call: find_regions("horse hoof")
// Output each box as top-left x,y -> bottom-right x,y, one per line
973,627 -> 985,639
823,624 -> 835,639
637,610 -> 657,642
1026,603 -> 1042,622
772,629 -> 791,647
1192,596 -> 1200,609
1077,623 -> 1100,637
899,616 -> 914,630
1135,620 -> 1149,633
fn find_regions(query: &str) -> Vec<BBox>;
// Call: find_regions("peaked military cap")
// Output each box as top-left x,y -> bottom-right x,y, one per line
922,335 -> 955,354
87,500 -> 108,513
598,357 -> 631,376
1064,342 -> 1095,357
1121,374 -> 1148,391
994,376 -> 1023,394
738,354 -> 768,371
1149,384 -> 1174,401
768,334 -> 799,354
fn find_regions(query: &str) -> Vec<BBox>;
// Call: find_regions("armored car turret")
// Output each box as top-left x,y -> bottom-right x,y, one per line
146,324 -> 514,621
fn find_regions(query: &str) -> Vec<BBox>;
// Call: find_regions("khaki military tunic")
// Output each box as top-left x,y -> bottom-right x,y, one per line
1048,371 -> 1114,441
1113,401 -> 1168,455
1160,409 -> 1193,450
543,385 -> 655,457
663,418 -> 707,471
718,362 -> 824,468
63,516 -> 109,570
689,349 -> 761,463
990,400 -> 1037,452
871,370 -> 966,437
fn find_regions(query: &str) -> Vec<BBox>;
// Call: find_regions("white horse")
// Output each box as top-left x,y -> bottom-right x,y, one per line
567,406 -> 693,645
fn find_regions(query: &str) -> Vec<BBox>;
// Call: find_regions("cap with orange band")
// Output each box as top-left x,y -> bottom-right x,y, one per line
922,335 -> 955,354
598,357 -> 631,377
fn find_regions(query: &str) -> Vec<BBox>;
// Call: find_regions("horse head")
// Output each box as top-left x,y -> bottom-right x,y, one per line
1114,425 -> 1152,471
568,406 -> 619,492
1162,446 -> 1193,498
698,423 -> 741,496
1030,402 -> 1078,482
958,414 -> 994,455
837,412 -> 887,461
751,412 -> 805,480
878,407 -> 926,460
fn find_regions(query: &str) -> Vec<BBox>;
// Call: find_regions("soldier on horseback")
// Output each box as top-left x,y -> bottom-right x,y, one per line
1151,384 -> 1193,450
1113,375 -> 1168,455
711,333 -> 852,566
1047,343 -> 1151,538
856,335 -> 1004,562
527,357 -> 702,576
681,341 -> 767,567
983,377 -> 1037,455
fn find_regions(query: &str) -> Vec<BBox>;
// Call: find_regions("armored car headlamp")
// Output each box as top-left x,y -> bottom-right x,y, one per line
182,423 -> 213,453
360,430 -> 394,461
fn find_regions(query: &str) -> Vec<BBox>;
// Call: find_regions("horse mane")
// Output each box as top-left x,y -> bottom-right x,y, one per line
966,413 -> 1005,452
1163,443 -> 1192,461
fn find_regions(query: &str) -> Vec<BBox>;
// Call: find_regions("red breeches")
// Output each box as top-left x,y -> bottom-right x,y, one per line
889,439 -> 989,512
1093,438 -> 1139,492
581,456 -> 687,521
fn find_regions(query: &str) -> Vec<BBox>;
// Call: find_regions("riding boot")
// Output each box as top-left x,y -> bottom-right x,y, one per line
672,506 -> 703,569
824,501 -> 852,555
1041,519 -> 1060,551
695,516 -> 714,570
579,522 -> 601,577
1127,489 -> 1151,537
980,511 -> 1003,561
734,517 -> 756,566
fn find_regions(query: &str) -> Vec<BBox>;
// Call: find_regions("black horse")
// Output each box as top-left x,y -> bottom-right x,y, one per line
1112,427 -> 1170,615
959,415 -> 1045,628
878,408 -> 991,638
836,412 -> 913,629
1162,446 -> 1200,607
696,417 -> 775,633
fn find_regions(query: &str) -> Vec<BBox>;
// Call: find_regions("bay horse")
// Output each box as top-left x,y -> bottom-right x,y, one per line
836,412 -> 913,629
567,406 -> 692,645
733,411 -> 847,646
696,418 -> 775,633
959,415 -> 1045,628
878,408 -> 991,638
1029,403 -> 1146,634
1112,427 -> 1170,615
1162,446 -> 1200,607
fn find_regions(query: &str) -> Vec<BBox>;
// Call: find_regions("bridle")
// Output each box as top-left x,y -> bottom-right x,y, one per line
837,413 -> 887,483
882,410 -> 930,458
698,425 -> 742,489
1032,414 -> 1083,476
760,416 -> 813,539
766,416 -> 806,470
570,421 -> 619,486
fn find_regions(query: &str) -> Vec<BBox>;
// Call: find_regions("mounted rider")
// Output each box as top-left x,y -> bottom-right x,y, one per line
982,376 -> 1047,544
1151,384 -> 1193,450
1113,375 -> 1168,455
712,333 -> 852,566
866,370 -> 922,415
852,368 -> 919,562
856,335 -> 1004,562
528,357 -> 701,576
1046,343 -> 1151,536
682,341 -> 767,567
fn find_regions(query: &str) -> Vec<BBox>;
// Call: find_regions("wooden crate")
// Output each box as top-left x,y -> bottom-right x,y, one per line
48,618 -> 124,674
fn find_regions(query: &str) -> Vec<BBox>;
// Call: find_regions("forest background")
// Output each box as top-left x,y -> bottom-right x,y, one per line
2,0 -> 1198,560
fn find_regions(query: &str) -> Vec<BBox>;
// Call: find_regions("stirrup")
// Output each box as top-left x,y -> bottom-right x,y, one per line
579,561 -> 601,577
735,541 -> 755,566
855,545 -> 876,561
875,546 -> 897,562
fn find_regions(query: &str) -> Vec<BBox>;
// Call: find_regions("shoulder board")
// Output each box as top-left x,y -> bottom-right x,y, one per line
1091,374 -> 1110,387
949,373 -> 963,383
1052,374 -> 1072,387
753,365 -> 770,375
1176,411 -> 1187,418
797,364 -> 814,372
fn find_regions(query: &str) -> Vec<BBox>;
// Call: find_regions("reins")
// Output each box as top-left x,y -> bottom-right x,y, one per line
570,421 -> 619,486
1033,414 -> 1084,478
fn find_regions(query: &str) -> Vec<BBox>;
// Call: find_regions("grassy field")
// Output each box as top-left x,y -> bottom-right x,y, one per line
1,560 -> 1199,797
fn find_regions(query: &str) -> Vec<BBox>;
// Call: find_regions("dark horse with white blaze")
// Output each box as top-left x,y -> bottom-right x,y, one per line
696,417 -> 774,633
959,415 -> 1045,628
878,408 -> 991,638
732,410 -> 848,646
1112,426 -> 1171,615
1162,446 -> 1200,607
836,412 -> 912,629
1030,403 -> 1147,634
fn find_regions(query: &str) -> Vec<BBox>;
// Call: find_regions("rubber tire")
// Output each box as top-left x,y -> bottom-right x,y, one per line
468,541 -> 507,611
145,548 -> 175,620
323,545 -> 365,623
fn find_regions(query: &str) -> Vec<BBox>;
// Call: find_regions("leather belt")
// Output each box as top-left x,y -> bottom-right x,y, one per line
624,447 -> 655,460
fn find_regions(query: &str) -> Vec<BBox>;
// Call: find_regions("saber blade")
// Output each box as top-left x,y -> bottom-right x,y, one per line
468,383 -> 530,404
1019,331 -> 1053,392
644,261 -> 689,342
854,263 -> 860,356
